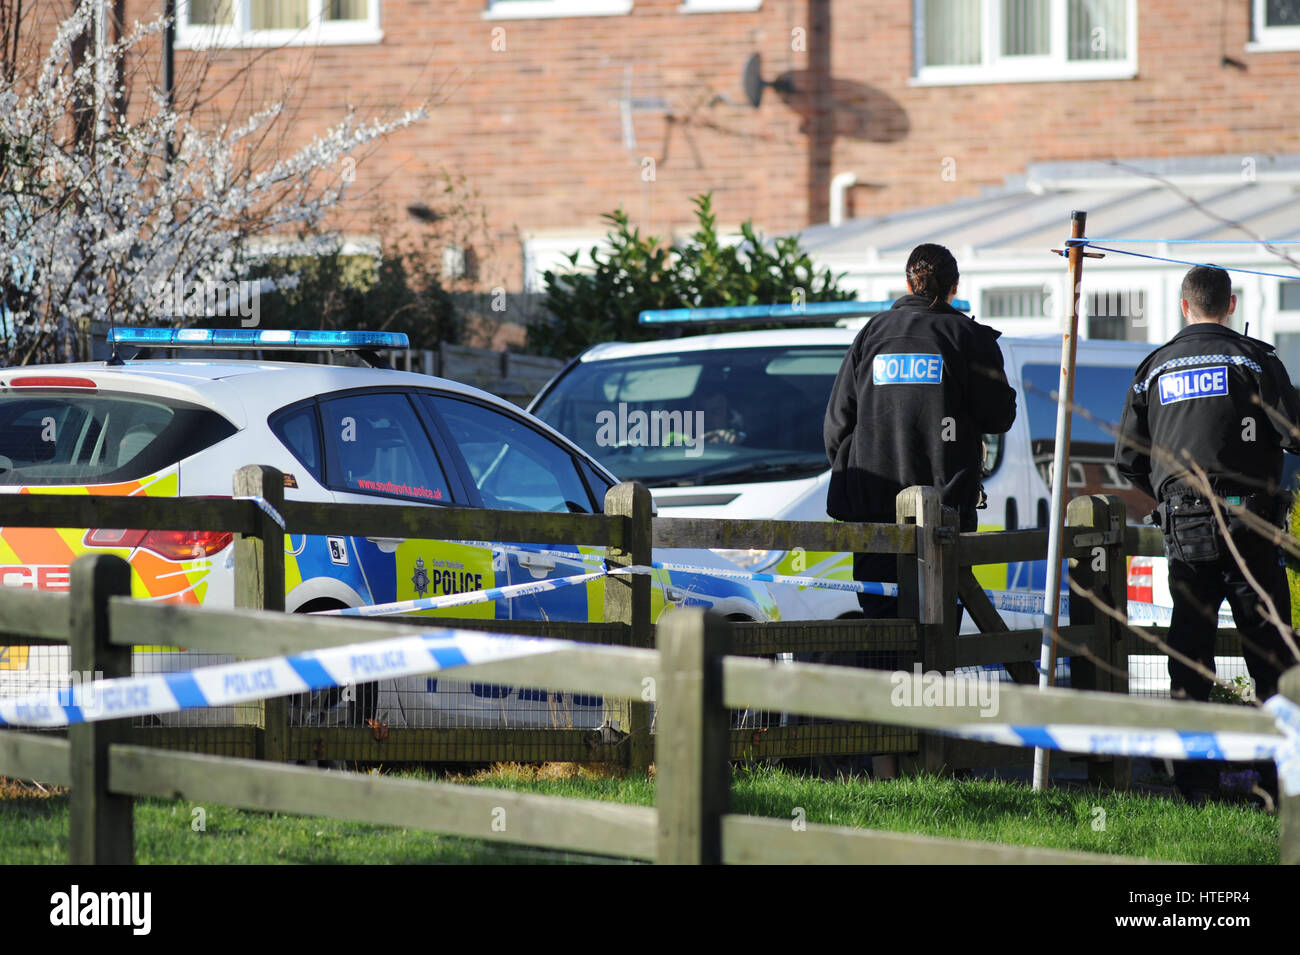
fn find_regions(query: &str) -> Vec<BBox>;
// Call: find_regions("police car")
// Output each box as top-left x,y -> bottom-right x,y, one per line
529,307 -> 1287,694
0,328 -> 778,728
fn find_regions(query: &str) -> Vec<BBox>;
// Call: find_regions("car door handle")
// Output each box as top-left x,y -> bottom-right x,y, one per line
518,553 -> 557,570
365,537 -> 405,554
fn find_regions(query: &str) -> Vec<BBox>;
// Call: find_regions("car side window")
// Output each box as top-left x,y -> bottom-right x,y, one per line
269,403 -> 325,484
428,395 -> 595,512
320,392 -> 451,503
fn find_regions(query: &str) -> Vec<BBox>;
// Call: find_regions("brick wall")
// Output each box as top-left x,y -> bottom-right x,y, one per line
24,2 -> 1300,305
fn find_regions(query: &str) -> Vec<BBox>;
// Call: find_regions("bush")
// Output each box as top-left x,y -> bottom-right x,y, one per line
527,193 -> 852,359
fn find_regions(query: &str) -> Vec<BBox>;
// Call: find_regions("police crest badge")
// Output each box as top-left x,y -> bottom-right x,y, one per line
411,557 -> 430,597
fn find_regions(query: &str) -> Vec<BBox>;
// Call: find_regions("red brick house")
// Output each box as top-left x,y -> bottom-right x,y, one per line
27,2 -> 1300,347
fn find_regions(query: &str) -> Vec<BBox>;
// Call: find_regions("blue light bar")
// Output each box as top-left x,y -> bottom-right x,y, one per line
637,299 -> 971,326
108,328 -> 410,350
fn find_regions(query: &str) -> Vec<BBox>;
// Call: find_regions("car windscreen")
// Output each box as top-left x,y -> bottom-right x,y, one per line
531,346 -> 845,487
0,391 -> 237,485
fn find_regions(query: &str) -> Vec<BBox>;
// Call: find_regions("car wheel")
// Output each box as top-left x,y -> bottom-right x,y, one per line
291,599 -> 378,729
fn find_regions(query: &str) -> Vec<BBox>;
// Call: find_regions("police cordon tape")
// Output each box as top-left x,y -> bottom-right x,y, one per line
313,547 -> 1215,627
311,563 -> 897,618
2,622 -> 1297,792
940,711 -> 1300,795
234,495 -> 286,531
488,544 -> 1230,623
0,628 -> 575,728
939,717 -> 1287,763
939,694 -> 1300,795
316,571 -> 608,617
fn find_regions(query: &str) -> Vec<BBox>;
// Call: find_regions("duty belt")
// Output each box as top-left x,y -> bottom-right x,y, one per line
1159,485 -> 1283,523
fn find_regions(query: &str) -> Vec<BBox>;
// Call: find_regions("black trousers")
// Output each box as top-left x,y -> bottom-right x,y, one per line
1164,514 -> 1291,794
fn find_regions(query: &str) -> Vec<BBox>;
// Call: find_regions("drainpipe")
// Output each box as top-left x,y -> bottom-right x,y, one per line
829,172 -> 857,227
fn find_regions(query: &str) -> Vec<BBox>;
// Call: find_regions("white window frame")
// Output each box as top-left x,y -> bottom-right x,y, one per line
177,0 -> 383,50
482,0 -> 633,21
972,278 -> 1059,336
911,0 -> 1138,86
678,0 -> 762,13
1082,285 -> 1151,342
1248,1 -> 1300,52
521,234 -> 612,294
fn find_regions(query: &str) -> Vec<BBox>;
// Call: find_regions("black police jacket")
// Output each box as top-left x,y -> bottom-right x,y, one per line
1115,322 -> 1300,502
824,294 -> 1017,527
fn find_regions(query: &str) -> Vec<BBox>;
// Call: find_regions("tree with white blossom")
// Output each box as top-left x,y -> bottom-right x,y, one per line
0,0 -> 425,364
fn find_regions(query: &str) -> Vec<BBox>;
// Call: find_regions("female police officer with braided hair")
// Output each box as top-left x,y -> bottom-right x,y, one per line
817,243 -> 1016,779
1116,264 -> 1300,803
825,243 -> 1017,616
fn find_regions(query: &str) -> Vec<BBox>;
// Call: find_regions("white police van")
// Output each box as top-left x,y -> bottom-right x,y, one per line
529,303 -> 1263,692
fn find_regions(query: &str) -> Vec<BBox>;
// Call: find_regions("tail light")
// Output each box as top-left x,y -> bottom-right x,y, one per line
1127,556 -> 1153,604
84,528 -> 234,560
7,375 -> 97,389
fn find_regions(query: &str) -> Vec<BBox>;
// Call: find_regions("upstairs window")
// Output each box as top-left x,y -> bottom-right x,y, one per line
1251,1 -> 1300,51
179,0 -> 382,48
483,0 -> 633,20
916,0 -> 1136,85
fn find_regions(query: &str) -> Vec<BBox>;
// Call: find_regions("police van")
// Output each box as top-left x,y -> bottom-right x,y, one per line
529,306 -> 1259,691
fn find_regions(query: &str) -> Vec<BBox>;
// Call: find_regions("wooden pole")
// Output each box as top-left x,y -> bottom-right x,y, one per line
898,486 -> 957,774
603,482 -> 655,774
1033,210 -> 1088,791
68,553 -> 134,865
233,465 -> 286,760
1066,494 -> 1132,790
656,608 -> 729,864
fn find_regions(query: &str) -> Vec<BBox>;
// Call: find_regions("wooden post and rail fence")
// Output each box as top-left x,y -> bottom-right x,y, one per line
0,465 -> 1260,777
0,560 -> 1295,864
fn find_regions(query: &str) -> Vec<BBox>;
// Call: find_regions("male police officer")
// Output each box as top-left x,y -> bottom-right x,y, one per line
825,243 -> 1017,616
1116,265 -> 1300,802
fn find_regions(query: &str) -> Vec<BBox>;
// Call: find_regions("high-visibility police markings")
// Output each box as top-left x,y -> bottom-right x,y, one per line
321,570 -> 607,617
1157,365 -> 1229,405
1133,354 -> 1262,394
411,557 -> 431,597
872,353 -> 944,385
327,537 -> 349,566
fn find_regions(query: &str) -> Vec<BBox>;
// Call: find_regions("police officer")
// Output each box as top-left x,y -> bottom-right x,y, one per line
818,244 -> 1016,779
1116,264 -> 1300,803
825,242 -> 1018,615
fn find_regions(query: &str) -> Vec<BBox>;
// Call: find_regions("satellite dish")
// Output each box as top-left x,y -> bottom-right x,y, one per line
742,53 -> 796,109
743,53 -> 765,108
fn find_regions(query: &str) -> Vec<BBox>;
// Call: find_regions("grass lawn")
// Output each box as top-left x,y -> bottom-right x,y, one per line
0,764 -> 1277,864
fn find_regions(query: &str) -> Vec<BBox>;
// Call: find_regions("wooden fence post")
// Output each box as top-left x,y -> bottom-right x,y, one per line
1280,666 -> 1300,865
897,486 -> 958,775
1066,494 -> 1131,790
656,608 -> 729,865
68,553 -> 134,865
234,465 -> 286,760
604,481 -> 655,774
